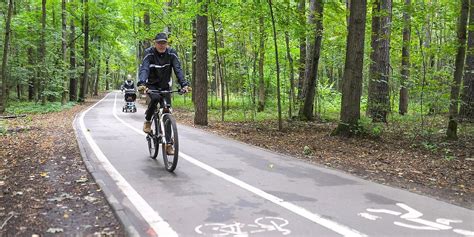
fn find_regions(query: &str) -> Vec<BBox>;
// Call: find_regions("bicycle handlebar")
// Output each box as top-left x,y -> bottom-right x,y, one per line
147,89 -> 186,95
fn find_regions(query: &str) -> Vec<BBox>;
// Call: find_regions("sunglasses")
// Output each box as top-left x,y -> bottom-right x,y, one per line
155,41 -> 168,45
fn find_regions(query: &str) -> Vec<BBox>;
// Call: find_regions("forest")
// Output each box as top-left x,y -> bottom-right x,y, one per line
0,0 -> 473,139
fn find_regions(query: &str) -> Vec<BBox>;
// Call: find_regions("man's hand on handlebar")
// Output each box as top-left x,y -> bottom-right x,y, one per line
180,86 -> 191,94
137,85 -> 147,93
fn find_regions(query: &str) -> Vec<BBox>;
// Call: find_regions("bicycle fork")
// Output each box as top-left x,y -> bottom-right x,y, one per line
159,111 -> 169,144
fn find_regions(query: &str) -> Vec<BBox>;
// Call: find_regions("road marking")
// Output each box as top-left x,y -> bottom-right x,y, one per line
79,92 -> 178,237
360,203 -> 473,235
111,92 -> 367,237
195,216 -> 291,236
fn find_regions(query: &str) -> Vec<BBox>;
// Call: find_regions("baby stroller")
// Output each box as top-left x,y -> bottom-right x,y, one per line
122,89 -> 137,113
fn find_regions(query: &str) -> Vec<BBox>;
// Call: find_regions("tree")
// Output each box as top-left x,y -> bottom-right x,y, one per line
333,0 -> 367,136
39,0 -> 47,105
268,0 -> 282,130
69,8 -> 77,102
447,0 -> 469,139
367,0 -> 392,123
0,0 -> 14,113
460,0 -> 474,122
210,15 -> 225,121
61,0 -> 69,105
194,0 -> 209,126
284,0 -> 296,119
300,0 -> 324,121
257,0 -> 267,112
297,0 -> 306,101
399,0 -> 411,115
79,0 -> 90,102
191,19 -> 197,103
93,38 -> 101,96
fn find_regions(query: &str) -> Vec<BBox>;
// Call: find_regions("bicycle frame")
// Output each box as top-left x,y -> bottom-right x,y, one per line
148,89 -> 180,141
146,89 -> 184,171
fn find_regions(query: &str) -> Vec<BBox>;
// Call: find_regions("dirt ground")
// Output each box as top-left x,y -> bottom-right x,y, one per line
0,96 -> 125,236
0,93 -> 472,236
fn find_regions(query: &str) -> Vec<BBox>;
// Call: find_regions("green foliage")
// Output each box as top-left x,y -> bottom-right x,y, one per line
2,0 -> 471,145
6,101 -> 76,114
0,120 -> 6,135
303,145 -> 312,156
355,117 -> 384,137
421,141 -> 438,152
443,148 -> 456,161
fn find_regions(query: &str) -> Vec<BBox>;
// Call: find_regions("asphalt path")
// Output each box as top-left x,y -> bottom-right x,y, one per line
74,91 -> 473,237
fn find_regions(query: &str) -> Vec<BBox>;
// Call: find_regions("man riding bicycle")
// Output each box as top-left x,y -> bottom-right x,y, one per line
137,32 -> 189,154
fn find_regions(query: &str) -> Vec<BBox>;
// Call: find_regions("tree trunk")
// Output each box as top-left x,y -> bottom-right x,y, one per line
268,0 -> 282,130
285,31 -> 295,119
211,15 -> 225,122
61,0 -> 68,105
28,47 -> 35,101
69,15 -> 77,101
460,0 -> 474,122
194,0 -> 208,126
191,19 -> 197,103
94,38 -> 101,96
79,0 -> 90,102
105,57 -> 110,91
299,0 -> 315,109
346,0 -> 351,26
399,0 -> 411,115
0,0 -> 13,113
447,0 -> 469,140
367,0 -> 392,123
333,0 -> 367,136
297,0 -> 306,100
300,0 -> 324,121
252,50 -> 258,107
40,0 -> 47,105
257,3 -> 266,112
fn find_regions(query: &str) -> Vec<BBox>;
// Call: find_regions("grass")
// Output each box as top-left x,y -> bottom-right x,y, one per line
5,101 -> 77,115
0,120 -> 6,135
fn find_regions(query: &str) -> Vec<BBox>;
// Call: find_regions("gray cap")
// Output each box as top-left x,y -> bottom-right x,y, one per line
154,33 -> 168,42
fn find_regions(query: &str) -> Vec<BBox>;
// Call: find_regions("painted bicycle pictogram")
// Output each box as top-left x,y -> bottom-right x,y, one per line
195,216 -> 291,236
358,203 -> 474,236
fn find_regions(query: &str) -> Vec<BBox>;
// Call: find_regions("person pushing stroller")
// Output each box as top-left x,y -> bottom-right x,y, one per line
121,74 -> 137,113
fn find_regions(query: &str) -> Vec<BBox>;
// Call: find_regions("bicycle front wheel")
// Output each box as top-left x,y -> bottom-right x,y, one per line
161,114 -> 179,172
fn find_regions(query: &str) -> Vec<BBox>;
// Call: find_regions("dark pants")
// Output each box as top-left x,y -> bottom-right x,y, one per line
146,85 -> 172,143
145,85 -> 171,121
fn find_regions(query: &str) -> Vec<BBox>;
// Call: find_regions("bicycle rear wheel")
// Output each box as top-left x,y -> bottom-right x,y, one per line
161,114 -> 179,172
147,117 -> 159,159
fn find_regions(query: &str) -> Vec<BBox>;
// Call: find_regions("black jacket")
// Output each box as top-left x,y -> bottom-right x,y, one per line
121,80 -> 135,90
138,47 -> 188,89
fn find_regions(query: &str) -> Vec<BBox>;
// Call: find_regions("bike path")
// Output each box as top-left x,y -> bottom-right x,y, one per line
75,92 -> 474,237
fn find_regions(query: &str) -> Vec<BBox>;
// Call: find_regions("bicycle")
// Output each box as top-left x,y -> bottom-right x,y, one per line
145,89 -> 184,172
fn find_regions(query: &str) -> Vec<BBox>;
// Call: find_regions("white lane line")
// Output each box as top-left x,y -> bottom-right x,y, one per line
112,93 -> 367,237
113,93 -> 146,135
79,92 -> 178,237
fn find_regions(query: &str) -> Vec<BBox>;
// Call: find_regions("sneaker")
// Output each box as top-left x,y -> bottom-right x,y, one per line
166,144 -> 175,155
143,121 -> 152,133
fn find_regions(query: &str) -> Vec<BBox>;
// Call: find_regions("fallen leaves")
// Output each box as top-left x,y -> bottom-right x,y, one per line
46,228 -> 64,233
0,95 -> 124,236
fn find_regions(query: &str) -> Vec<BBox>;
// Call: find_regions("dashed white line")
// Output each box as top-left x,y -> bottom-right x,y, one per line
79,92 -> 178,237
